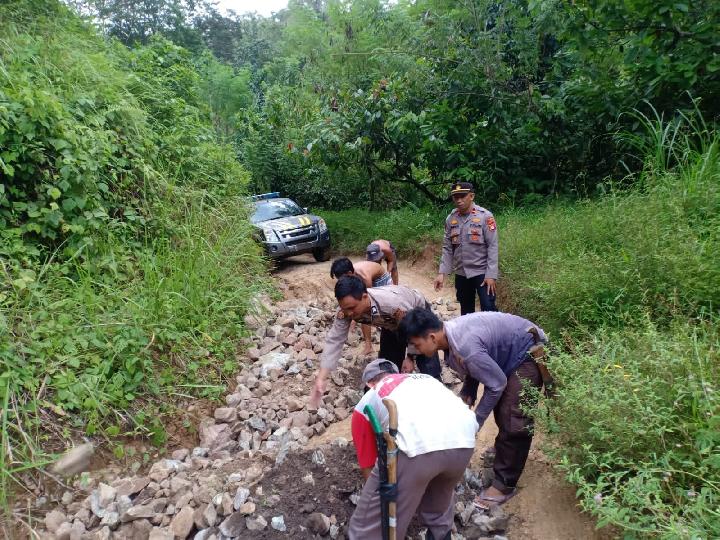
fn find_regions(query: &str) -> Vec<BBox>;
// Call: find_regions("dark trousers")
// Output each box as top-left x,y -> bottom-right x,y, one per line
379,328 -> 442,380
455,274 -> 497,314
492,360 -> 543,493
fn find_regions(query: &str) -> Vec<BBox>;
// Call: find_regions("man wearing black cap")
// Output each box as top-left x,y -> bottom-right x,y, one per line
349,359 -> 478,540
434,182 -> 498,314
366,239 -> 399,285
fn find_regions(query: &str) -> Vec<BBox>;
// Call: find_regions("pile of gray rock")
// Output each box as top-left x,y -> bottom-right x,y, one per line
33,295 -> 511,539
32,299 -> 365,539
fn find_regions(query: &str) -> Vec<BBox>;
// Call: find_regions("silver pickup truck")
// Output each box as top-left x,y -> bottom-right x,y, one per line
250,193 -> 331,261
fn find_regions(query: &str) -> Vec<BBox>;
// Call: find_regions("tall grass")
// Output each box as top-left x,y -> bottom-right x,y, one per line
322,204 -> 446,257
0,193 -> 268,526
0,3 -> 269,522
500,113 -> 720,537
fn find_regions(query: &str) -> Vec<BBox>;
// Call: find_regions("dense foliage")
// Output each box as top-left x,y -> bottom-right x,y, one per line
217,0 -> 718,208
67,0 -> 719,208
0,0 -> 266,507
2,0 -> 718,536
321,115 -> 720,538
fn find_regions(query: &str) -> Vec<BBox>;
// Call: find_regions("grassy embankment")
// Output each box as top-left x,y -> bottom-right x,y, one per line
324,114 -> 719,538
0,0 -> 269,521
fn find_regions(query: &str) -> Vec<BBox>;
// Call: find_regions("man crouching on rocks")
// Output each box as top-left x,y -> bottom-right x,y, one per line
400,308 -> 548,510
349,359 -> 478,540
310,275 -> 442,407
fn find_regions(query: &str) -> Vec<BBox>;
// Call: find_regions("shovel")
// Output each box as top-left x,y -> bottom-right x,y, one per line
363,398 -> 399,540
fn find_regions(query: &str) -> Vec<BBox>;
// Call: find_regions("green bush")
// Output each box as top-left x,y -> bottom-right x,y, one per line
0,0 -> 268,507
323,205 -> 446,257
501,130 -> 719,334
544,320 -> 719,538
500,115 -> 720,537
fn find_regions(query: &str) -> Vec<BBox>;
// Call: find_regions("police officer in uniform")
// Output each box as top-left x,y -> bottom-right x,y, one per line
310,275 -> 442,407
434,182 -> 498,314
400,308 -> 548,510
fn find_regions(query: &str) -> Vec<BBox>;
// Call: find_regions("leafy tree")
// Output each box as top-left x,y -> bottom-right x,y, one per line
71,0 -> 208,47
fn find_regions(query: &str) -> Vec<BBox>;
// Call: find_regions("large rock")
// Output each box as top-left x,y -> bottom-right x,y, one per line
198,421 -> 229,450
89,484 -> 117,519
54,521 -> 73,540
148,460 -> 182,483
121,504 -> 156,523
238,501 -> 255,515
51,443 -> 94,477
170,476 -> 192,495
244,464 -> 263,483
246,515 -> 267,531
192,475 -> 222,505
202,503 -> 218,527
169,506 -> 194,539
44,510 -> 67,533
233,487 -> 250,510
97,483 -> 117,508
219,511 -> 245,537
114,477 -> 151,498
286,398 -> 304,412
247,416 -> 266,431
172,449 -> 190,461
306,512 -> 331,535
213,408 -> 237,423
148,528 -> 174,540
225,393 -> 243,407
192,528 -> 218,540
257,352 -> 291,377
289,411 -> 310,428
271,515 -> 286,532
488,505 -> 510,531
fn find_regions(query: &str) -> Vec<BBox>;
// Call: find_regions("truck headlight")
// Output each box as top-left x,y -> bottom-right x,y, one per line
262,228 -> 279,242
317,219 -> 327,233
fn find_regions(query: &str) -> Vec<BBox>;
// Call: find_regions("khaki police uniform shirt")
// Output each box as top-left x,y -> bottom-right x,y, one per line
438,204 -> 499,280
320,285 -> 428,371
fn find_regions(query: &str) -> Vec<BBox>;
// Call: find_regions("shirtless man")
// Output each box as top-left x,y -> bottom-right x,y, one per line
330,257 -> 393,355
366,239 -> 399,285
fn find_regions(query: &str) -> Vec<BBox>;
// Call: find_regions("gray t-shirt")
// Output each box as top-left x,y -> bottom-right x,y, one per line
444,312 -> 546,426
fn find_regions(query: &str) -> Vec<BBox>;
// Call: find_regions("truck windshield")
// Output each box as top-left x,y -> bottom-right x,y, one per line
251,199 -> 304,223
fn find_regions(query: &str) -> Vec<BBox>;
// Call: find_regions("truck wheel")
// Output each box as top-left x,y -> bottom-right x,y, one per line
313,247 -> 330,262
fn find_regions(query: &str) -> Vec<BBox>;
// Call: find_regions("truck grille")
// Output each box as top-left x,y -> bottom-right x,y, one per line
280,224 -> 317,245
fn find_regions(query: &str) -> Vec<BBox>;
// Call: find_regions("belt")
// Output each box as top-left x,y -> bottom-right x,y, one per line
527,343 -> 555,396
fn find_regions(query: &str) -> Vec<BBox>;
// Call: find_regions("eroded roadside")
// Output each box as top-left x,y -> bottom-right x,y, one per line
26,254 -> 607,540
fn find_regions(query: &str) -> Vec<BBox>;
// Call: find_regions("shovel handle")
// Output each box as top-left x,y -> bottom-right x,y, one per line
382,399 -> 398,540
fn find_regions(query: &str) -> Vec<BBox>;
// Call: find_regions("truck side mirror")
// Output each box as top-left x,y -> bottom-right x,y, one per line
303,207 -> 308,213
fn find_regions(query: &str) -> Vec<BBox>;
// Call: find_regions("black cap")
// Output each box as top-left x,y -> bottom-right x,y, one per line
366,243 -> 383,262
450,182 -> 474,195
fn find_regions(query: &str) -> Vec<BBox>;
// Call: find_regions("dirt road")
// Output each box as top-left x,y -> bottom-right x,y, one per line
275,253 -> 608,540
29,252 -> 610,540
